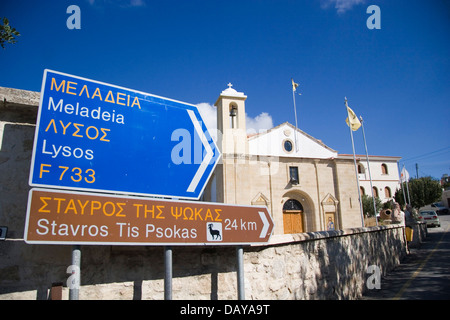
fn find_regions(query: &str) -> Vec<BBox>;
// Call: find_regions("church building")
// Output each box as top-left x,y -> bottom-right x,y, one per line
203,84 -> 400,236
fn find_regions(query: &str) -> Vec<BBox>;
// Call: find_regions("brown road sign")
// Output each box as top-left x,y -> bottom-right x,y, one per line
25,188 -> 274,246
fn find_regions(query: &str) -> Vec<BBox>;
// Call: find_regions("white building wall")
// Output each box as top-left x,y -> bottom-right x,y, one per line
355,157 -> 401,203
248,123 -> 337,159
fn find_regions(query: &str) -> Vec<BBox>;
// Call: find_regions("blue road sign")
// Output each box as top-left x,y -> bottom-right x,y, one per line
29,70 -> 220,199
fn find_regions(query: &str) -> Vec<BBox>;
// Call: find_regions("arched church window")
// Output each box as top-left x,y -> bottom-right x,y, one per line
283,199 -> 303,212
384,187 -> 391,198
358,163 -> 365,174
373,187 -> 379,198
229,103 -> 238,129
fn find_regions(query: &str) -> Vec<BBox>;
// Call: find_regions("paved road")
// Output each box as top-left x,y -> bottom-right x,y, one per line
362,215 -> 450,300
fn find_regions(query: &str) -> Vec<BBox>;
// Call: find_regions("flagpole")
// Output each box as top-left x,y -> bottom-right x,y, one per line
403,164 -> 411,204
345,97 -> 365,227
402,182 -> 408,204
291,78 -> 299,152
360,116 -> 378,226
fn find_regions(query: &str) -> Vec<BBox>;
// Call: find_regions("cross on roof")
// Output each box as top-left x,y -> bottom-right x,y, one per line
227,82 -> 233,89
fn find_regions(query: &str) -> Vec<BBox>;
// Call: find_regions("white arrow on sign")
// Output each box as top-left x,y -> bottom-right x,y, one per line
186,109 -> 214,193
258,211 -> 270,238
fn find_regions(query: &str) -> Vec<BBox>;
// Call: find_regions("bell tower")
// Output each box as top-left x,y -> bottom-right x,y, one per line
213,83 -> 249,204
214,83 -> 248,155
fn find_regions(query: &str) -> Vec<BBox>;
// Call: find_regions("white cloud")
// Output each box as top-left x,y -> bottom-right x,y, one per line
196,103 -> 274,141
246,112 -> 273,134
196,102 -> 218,140
320,0 -> 366,14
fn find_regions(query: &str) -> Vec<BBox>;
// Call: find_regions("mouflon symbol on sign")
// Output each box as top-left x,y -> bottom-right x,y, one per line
207,223 -> 222,241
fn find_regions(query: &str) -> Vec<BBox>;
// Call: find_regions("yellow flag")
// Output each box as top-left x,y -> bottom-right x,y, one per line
346,105 -> 361,131
291,78 -> 299,92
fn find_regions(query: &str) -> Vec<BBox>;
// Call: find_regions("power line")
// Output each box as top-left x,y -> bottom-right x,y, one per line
401,146 -> 450,163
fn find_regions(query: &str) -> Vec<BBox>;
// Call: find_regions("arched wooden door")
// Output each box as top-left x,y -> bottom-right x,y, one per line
283,199 -> 304,234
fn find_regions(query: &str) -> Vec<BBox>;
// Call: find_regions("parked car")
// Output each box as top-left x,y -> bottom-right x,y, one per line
419,203 -> 449,215
431,203 -> 449,215
418,210 -> 441,227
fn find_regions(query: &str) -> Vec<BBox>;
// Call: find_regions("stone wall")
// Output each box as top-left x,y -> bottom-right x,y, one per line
244,226 -> 406,299
0,225 -> 406,300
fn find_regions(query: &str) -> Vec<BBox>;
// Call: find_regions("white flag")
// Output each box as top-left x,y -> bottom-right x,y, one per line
292,78 -> 299,92
344,98 -> 361,131
400,167 -> 409,182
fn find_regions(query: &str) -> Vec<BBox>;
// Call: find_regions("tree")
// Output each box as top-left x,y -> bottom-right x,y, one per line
394,176 -> 442,209
443,180 -> 450,190
394,186 -> 407,208
362,194 -> 382,217
0,18 -> 20,49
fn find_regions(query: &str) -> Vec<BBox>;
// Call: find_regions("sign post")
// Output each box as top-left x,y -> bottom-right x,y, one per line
236,246 -> 245,300
164,246 -> 172,300
68,245 -> 81,300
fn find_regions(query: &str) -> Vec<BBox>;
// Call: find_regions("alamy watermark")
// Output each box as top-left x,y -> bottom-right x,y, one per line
366,264 -> 381,290
366,5 -> 381,30
66,5 -> 81,30
67,264 -> 80,289
66,263 -> 382,291
66,4 -> 381,31
170,125 -> 282,177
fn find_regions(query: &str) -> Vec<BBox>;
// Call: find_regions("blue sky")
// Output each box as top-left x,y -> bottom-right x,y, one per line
1,0 -> 449,180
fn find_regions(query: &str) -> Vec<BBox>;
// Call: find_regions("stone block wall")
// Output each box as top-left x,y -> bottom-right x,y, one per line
244,226 -> 406,299
0,225 -> 406,300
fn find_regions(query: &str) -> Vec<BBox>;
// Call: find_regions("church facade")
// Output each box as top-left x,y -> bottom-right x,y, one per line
203,85 -> 400,236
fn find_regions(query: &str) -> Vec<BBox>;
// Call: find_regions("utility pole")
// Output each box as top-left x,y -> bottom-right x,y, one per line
415,163 -> 419,179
